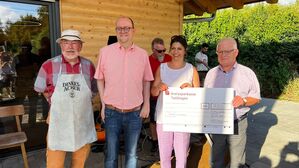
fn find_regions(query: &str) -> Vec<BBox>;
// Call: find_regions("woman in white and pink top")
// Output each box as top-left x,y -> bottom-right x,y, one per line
151,35 -> 200,168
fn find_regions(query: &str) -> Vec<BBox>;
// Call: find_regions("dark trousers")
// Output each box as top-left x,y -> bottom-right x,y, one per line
198,71 -> 208,87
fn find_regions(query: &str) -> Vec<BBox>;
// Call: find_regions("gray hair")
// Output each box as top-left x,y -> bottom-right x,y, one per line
151,38 -> 164,49
216,37 -> 238,50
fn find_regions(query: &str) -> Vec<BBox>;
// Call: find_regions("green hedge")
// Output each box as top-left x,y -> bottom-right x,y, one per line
184,2 -> 299,98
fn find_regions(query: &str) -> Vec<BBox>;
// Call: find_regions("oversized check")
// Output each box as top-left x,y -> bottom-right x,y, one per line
162,87 -> 235,134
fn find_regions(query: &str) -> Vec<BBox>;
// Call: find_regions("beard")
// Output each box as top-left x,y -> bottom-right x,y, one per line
62,50 -> 79,60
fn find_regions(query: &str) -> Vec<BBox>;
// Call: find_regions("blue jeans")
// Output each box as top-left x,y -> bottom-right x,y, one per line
104,108 -> 142,168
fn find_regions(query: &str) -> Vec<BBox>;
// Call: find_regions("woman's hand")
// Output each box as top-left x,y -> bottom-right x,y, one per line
158,82 -> 169,95
180,83 -> 192,89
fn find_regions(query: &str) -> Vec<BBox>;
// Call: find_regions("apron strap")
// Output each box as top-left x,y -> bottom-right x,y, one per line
79,64 -> 82,74
59,63 -> 62,74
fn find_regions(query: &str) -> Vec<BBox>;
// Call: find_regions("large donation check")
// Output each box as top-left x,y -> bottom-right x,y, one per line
162,87 -> 235,134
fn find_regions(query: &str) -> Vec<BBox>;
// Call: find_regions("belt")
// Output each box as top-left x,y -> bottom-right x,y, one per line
105,104 -> 141,113
234,113 -> 248,123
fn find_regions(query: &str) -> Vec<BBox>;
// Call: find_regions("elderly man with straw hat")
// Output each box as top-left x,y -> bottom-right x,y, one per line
34,29 -> 97,168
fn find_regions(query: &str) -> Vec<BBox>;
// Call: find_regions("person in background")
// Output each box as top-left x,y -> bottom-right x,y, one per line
94,16 -> 153,168
38,36 -> 51,67
148,37 -> 172,153
34,29 -> 97,168
15,42 -> 39,68
195,43 -> 209,86
204,37 -> 260,168
15,42 -> 39,99
151,35 -> 199,168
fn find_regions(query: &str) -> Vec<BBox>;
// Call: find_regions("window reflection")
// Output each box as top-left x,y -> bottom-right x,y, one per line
0,49 -> 16,100
0,1 -> 52,157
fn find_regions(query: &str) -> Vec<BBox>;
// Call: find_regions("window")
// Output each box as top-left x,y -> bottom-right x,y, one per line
0,0 -> 60,157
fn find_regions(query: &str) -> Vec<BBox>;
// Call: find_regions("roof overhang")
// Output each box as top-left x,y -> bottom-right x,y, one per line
183,0 -> 278,16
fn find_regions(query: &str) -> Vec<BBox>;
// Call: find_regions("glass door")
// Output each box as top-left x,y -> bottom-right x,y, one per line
0,0 -> 59,157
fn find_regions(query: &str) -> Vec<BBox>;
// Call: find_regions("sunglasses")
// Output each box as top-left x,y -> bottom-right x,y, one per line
155,49 -> 166,53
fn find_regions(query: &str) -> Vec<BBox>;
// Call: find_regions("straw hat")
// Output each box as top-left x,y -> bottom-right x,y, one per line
56,29 -> 84,43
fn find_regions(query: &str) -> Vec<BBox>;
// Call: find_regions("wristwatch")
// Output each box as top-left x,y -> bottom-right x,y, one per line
242,98 -> 248,106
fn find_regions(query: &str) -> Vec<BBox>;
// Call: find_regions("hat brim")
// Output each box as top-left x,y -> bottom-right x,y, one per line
56,36 -> 84,43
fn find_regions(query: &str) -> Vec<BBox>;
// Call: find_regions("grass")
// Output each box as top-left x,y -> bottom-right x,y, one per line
278,77 -> 299,103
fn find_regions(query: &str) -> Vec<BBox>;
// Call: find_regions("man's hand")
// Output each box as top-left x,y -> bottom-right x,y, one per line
139,104 -> 149,118
232,96 -> 245,108
101,104 -> 105,122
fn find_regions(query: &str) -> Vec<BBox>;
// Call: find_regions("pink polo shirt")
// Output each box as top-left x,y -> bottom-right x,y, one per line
94,42 -> 153,109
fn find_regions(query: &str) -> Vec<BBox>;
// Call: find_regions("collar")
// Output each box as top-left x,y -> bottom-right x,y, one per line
218,62 -> 238,73
61,54 -> 81,66
116,42 -> 135,51
150,53 -> 159,60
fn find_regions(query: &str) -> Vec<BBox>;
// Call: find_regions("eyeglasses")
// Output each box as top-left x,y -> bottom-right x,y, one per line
115,27 -> 133,33
216,49 -> 236,55
155,49 -> 166,53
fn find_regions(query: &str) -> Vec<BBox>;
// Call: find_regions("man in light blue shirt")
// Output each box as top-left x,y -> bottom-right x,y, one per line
204,37 -> 261,168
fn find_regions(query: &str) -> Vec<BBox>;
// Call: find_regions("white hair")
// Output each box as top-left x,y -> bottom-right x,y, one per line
216,37 -> 238,50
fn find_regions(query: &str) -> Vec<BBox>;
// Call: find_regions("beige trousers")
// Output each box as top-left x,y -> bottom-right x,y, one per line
46,144 -> 91,168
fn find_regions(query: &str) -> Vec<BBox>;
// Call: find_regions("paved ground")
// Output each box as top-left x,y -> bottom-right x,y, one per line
0,124 -> 160,168
0,137 -> 160,168
0,98 -> 298,168
246,98 -> 299,168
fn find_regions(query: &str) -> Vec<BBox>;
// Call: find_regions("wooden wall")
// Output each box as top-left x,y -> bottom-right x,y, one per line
59,0 -> 183,63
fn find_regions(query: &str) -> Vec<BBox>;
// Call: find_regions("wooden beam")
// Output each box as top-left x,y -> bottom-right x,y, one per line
184,0 -> 279,16
184,1 -> 204,16
224,0 -> 244,9
179,0 -> 184,33
193,0 -> 217,13
266,0 -> 278,4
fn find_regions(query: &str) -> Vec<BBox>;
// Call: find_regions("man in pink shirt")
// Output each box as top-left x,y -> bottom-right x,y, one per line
94,16 -> 153,168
